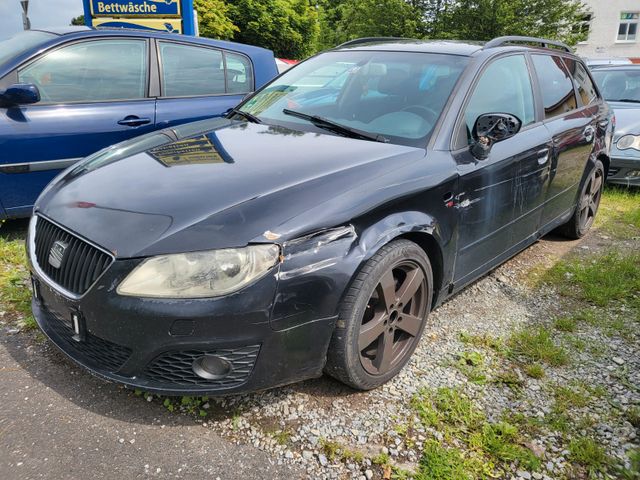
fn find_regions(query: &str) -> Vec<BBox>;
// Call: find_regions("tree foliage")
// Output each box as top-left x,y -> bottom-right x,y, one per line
194,0 -> 238,39
227,0 -> 319,59
70,15 -> 85,26
423,0 -> 589,45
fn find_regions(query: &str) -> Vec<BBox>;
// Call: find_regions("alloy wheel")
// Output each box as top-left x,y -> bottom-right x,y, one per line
578,167 -> 603,232
358,260 -> 428,375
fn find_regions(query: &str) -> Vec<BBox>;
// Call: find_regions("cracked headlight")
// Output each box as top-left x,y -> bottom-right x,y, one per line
117,245 -> 280,298
617,134 -> 640,151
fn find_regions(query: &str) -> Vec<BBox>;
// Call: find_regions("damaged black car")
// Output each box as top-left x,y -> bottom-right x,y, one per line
28,36 -> 613,394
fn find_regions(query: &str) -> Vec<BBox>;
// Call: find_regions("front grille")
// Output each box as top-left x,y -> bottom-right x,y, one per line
144,345 -> 260,388
34,216 -> 112,295
47,309 -> 132,372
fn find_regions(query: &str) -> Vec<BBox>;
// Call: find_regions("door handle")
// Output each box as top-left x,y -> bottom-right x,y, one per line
583,125 -> 595,143
118,116 -> 151,127
537,148 -> 550,165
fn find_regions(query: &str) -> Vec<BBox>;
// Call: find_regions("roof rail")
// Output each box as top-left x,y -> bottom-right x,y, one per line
484,36 -> 572,53
336,37 -> 417,48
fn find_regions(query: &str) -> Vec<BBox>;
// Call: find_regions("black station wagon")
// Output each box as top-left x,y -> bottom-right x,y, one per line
28,36 -> 613,394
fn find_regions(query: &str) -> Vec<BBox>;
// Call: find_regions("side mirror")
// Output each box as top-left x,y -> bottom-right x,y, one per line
470,113 -> 522,160
0,83 -> 41,106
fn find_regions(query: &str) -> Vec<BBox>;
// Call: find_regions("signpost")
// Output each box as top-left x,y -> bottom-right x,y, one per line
20,0 -> 31,30
83,0 -> 196,35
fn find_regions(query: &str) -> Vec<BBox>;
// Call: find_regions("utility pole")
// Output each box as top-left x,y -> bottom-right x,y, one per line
20,0 -> 31,30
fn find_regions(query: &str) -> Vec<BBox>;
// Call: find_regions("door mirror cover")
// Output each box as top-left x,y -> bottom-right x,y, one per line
470,113 -> 522,160
0,83 -> 41,106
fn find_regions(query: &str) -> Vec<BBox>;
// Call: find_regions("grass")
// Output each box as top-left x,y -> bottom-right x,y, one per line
0,226 -> 35,330
568,437 -> 611,478
453,351 -> 487,384
319,439 -> 364,463
411,387 -> 540,478
597,187 -> 640,239
542,250 -> 640,310
508,327 -> 569,367
553,315 -> 578,332
524,363 -> 545,379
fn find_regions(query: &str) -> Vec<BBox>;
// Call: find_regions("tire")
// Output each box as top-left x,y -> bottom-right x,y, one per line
324,239 -> 433,390
556,160 -> 605,240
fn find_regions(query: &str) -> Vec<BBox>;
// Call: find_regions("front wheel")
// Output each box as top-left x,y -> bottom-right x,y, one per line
556,160 -> 604,239
324,240 -> 432,390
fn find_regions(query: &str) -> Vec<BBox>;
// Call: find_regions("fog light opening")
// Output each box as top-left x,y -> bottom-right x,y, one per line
192,355 -> 232,380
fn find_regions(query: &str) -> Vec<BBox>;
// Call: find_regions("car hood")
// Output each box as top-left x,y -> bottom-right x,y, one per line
37,118 -> 427,258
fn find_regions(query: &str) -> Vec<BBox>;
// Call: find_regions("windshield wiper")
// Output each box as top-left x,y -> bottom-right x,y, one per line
282,108 -> 388,143
609,98 -> 640,103
228,108 -> 262,124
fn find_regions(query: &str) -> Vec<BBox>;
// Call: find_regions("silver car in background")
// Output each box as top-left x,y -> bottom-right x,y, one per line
591,65 -> 640,186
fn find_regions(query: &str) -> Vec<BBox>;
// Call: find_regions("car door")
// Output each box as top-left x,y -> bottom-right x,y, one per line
452,54 -> 552,286
530,54 -> 598,227
0,37 -> 155,218
155,41 -> 254,128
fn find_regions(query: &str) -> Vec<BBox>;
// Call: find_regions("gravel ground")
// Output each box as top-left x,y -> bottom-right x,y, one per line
2,215 -> 638,479
182,230 -> 639,479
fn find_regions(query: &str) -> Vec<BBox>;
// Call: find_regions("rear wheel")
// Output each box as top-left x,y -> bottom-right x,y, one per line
325,240 -> 432,390
557,160 -> 604,239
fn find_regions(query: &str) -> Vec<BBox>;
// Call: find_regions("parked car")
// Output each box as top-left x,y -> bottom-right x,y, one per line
0,27 -> 278,220
591,64 -> 640,186
28,36 -> 612,395
584,57 -> 632,68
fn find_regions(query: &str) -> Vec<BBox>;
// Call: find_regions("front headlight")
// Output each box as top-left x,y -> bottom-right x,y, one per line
117,244 -> 280,298
617,134 -> 640,151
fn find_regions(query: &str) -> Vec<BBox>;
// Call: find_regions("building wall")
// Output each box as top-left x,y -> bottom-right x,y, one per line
575,0 -> 640,61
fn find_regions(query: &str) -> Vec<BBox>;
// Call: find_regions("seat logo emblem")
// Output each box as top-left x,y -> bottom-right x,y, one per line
48,240 -> 68,269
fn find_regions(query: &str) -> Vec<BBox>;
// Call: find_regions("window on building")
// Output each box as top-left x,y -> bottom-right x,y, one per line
573,13 -> 592,41
618,12 -> 639,41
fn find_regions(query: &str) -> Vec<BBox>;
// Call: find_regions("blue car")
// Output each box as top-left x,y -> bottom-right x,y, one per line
0,27 -> 278,219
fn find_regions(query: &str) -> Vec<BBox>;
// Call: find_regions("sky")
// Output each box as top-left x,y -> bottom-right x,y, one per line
0,0 -> 83,40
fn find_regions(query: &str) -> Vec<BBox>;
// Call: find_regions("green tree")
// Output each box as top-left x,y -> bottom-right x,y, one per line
422,0 -> 589,45
194,0 -> 238,39
228,0 -> 320,59
70,15 -> 84,26
323,0 -> 422,48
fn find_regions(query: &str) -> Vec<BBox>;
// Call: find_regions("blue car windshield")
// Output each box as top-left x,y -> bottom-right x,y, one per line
591,69 -> 640,103
240,50 -> 469,147
0,31 -> 56,66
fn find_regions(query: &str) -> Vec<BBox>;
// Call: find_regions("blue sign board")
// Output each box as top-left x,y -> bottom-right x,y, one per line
90,0 -> 180,17
83,0 -> 196,35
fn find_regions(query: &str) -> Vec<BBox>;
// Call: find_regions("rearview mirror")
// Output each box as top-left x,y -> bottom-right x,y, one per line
0,83 -> 41,106
470,113 -> 522,160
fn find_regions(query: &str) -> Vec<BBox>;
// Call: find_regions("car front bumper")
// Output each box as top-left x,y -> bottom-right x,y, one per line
607,156 -> 640,186
30,259 -> 336,396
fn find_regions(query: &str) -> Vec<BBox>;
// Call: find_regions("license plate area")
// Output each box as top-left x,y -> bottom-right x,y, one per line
35,277 -> 86,341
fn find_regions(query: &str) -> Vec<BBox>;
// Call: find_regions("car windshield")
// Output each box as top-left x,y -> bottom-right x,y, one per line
0,31 -> 56,66
591,69 -> 640,103
239,50 -> 469,147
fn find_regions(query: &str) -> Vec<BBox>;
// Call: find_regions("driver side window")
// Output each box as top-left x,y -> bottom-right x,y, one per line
464,55 -> 535,143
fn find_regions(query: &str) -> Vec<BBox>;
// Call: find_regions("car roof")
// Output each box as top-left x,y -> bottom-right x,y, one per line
590,64 -> 640,70
334,39 -> 485,56
29,26 -> 272,54
332,36 -> 578,59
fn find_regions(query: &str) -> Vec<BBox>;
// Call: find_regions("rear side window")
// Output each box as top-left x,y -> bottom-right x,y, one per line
464,54 -> 535,139
531,55 -> 577,119
18,39 -> 147,103
160,42 -> 226,97
225,52 -> 253,94
562,58 -> 599,106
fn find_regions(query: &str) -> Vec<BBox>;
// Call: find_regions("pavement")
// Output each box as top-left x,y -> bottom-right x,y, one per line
0,329 -> 304,480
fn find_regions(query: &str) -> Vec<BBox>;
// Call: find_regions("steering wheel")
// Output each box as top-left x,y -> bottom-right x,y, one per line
401,105 -> 439,124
